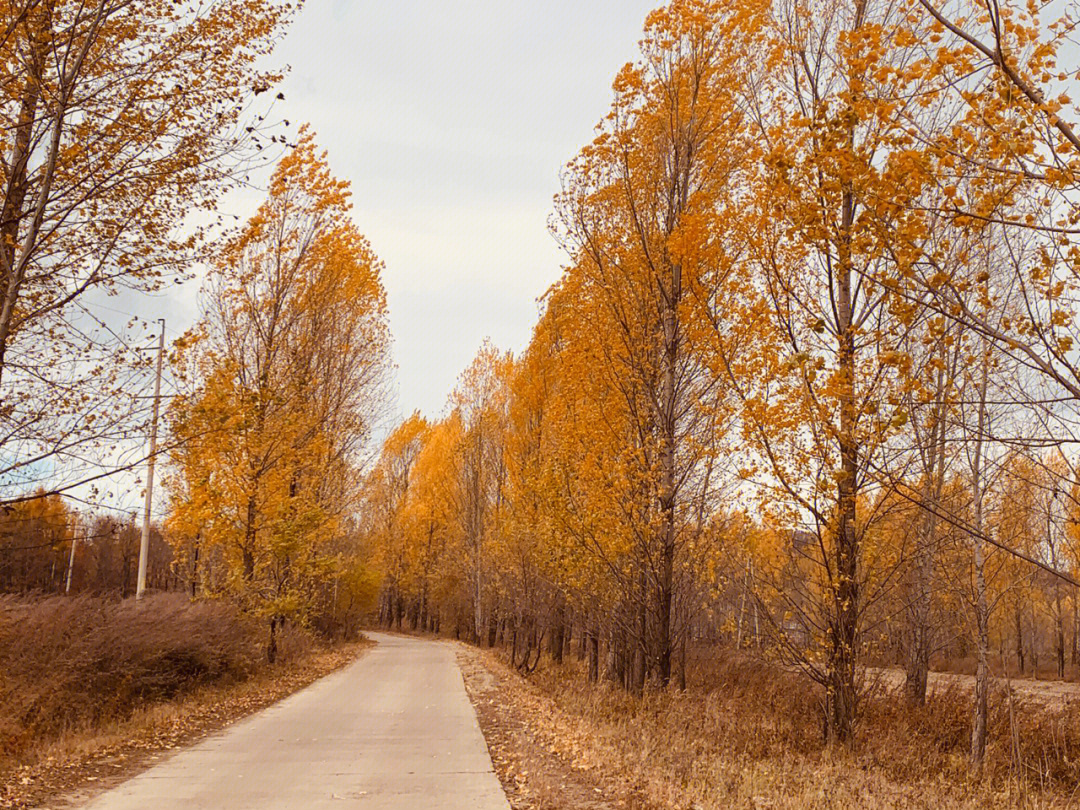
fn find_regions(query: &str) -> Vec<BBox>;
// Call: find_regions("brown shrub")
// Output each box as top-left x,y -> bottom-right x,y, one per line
0,593 -> 290,762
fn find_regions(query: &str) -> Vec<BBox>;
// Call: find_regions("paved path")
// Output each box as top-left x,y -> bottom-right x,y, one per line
76,633 -> 510,810
867,666 -> 1080,710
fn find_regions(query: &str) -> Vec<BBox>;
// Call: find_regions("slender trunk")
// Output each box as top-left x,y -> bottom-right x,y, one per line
633,567 -> 647,694
906,376 -> 947,705
970,346 -> 990,769
587,624 -> 599,683
1031,602 -> 1039,675
1072,592 -> 1078,667
655,245 -> 682,687
551,603 -> 565,664
243,496 -> 257,581
190,533 -> 200,599
1056,583 -> 1065,679
736,557 -> 749,648
756,570 -> 764,652
267,616 -> 279,664
605,628 -> 622,685
677,631 -> 687,691
1015,603 -> 1025,673
827,209 -> 859,746
0,7 -> 46,387
472,425 -> 485,642
972,533 -> 990,768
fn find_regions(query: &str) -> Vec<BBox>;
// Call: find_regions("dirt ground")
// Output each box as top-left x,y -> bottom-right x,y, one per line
457,645 -> 647,810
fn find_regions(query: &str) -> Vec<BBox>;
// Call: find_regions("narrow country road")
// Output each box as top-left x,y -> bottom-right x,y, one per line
74,633 -> 510,810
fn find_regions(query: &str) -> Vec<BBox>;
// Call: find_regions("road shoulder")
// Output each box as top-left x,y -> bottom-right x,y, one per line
456,644 -> 635,810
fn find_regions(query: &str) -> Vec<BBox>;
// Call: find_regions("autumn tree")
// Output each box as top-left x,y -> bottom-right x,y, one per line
0,0 -> 299,502
167,131 -> 390,660
448,343 -> 512,644
368,412 -> 428,628
552,0 -> 766,688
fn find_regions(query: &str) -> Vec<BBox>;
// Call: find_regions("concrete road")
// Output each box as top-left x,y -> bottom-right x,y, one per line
76,633 -> 510,810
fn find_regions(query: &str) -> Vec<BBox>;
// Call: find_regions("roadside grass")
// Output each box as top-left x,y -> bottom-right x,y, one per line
0,594 -> 367,808
465,643 -> 1080,810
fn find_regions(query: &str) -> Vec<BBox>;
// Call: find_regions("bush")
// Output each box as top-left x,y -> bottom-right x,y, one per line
0,593 -> 273,761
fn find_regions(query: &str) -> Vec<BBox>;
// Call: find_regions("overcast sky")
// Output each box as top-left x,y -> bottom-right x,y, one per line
90,1 -> 659,513
261,0 -> 657,420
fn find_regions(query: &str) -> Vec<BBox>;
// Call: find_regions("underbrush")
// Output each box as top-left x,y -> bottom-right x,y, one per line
0,593 -> 312,768
518,648 -> 1080,808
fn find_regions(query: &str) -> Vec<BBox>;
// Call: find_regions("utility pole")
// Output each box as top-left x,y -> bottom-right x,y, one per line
136,319 -> 165,600
65,533 -> 77,594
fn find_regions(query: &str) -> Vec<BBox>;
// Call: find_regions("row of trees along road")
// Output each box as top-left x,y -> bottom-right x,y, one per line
362,0 -> 1080,761
1,134 -> 392,653
165,132 -> 391,662
0,491 -> 176,595
0,3 -> 392,659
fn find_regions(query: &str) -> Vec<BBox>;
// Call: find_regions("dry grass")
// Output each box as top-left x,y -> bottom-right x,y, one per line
0,593 -> 315,781
468,644 -> 1080,809
3,641 -> 364,809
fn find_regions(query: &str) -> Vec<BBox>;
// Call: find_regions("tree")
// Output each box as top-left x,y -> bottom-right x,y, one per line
0,0 -> 299,501
552,0 -> 765,688
167,130 -> 390,659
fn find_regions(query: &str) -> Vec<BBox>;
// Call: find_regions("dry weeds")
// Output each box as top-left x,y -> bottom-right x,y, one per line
463,644 -> 1080,810
0,594 -> 368,809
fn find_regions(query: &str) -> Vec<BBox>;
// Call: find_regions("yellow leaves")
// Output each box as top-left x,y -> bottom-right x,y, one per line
927,271 -> 950,290
167,134 -> 389,623
894,28 -> 917,48
1049,308 -> 1072,328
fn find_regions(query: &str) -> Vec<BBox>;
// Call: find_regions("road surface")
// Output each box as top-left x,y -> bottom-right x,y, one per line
75,632 -> 510,810
867,666 -> 1080,710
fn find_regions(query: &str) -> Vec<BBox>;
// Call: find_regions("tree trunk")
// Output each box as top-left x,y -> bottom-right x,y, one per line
970,349 -> 990,769
587,626 -> 599,683
1016,603 -> 1025,673
605,631 -> 622,685
0,10 -> 47,387
971,539 -> 990,768
551,605 -> 565,664
1072,592 -> 1078,667
1056,583 -> 1065,679
267,616 -> 279,664
826,219 -> 859,746
677,631 -> 687,691
905,351 -> 949,706
632,568 -> 647,694
190,533 -> 200,598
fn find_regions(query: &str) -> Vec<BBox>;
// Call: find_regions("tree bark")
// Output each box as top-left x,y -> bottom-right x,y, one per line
1015,604 -> 1025,674
970,346 -> 990,769
587,625 -> 599,683
826,193 -> 859,746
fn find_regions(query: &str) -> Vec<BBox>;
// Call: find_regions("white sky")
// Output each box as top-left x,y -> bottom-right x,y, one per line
81,1 -> 659,514
264,0 -> 657,420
